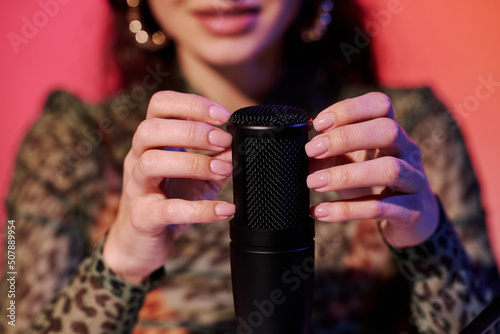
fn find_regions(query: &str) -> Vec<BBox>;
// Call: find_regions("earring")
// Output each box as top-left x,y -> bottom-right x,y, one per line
127,0 -> 168,50
301,0 -> 334,43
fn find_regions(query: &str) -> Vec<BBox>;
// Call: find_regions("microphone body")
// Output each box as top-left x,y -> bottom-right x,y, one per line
227,105 -> 314,334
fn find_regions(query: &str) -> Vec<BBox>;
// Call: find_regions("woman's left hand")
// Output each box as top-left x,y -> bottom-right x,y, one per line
306,92 -> 439,248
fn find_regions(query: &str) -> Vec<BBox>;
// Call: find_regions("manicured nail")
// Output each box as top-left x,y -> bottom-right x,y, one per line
209,129 -> 232,148
210,159 -> 233,176
215,203 -> 235,216
307,172 -> 330,189
314,113 -> 334,132
305,137 -> 329,157
209,105 -> 231,123
313,204 -> 330,218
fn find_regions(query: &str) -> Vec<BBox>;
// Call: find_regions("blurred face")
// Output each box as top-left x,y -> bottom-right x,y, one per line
147,0 -> 302,66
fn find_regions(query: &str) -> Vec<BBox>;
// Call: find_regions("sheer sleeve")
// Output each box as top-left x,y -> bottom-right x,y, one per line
385,87 -> 500,333
0,92 -> 161,333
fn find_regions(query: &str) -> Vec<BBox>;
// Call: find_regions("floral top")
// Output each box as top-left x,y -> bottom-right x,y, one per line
1,80 -> 499,334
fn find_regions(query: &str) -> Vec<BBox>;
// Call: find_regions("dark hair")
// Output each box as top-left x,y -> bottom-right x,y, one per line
107,0 -> 375,91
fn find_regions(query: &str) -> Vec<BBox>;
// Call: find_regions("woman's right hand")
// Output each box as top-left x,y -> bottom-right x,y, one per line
103,91 -> 235,284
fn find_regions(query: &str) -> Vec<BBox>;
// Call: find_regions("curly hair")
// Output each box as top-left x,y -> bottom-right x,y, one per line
107,0 -> 375,90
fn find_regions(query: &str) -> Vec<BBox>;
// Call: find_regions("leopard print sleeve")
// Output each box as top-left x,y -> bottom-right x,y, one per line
0,92 -> 99,334
26,238 -> 164,333
0,91 -> 151,333
384,199 -> 498,333
383,87 -> 500,333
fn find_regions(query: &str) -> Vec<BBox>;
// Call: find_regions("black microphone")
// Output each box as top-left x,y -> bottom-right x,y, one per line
227,105 -> 315,334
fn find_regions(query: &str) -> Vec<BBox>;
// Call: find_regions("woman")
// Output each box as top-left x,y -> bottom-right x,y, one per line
2,0 -> 499,333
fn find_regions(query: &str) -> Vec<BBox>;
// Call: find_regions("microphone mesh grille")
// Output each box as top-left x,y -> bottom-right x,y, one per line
230,105 -> 311,231
229,105 -> 310,126
242,134 -> 310,230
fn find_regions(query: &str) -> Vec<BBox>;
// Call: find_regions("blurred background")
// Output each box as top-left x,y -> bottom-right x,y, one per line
1,0 -> 499,263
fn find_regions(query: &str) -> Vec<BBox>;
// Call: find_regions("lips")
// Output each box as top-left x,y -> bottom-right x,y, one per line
192,5 -> 261,36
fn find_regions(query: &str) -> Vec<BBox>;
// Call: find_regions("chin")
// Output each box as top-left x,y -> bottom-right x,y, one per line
205,48 -> 261,67
188,38 -> 271,67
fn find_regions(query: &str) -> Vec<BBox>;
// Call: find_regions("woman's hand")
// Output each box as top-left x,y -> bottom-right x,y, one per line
103,91 -> 235,283
306,92 -> 439,248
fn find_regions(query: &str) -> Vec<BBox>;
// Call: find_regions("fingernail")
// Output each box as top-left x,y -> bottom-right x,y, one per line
313,204 -> 330,218
209,130 -> 232,148
305,137 -> 329,157
209,105 -> 231,123
215,203 -> 235,216
314,113 -> 334,132
307,172 -> 330,189
210,159 -> 233,176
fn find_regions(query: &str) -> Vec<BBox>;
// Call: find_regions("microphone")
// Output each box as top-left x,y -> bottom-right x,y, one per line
227,105 -> 315,334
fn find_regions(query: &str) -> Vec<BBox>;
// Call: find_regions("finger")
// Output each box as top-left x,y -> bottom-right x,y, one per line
305,118 -> 418,159
147,91 -> 231,125
213,147 -> 232,163
307,157 -> 426,194
132,150 -> 232,194
132,199 -> 235,233
313,92 -> 394,132
309,154 -> 354,174
311,193 -> 423,225
132,118 -> 232,156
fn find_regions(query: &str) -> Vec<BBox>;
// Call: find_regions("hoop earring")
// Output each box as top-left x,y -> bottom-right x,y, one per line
300,0 -> 334,43
127,0 -> 168,50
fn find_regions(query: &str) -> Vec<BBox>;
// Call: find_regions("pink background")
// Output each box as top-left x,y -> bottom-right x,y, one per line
1,0 -> 500,262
